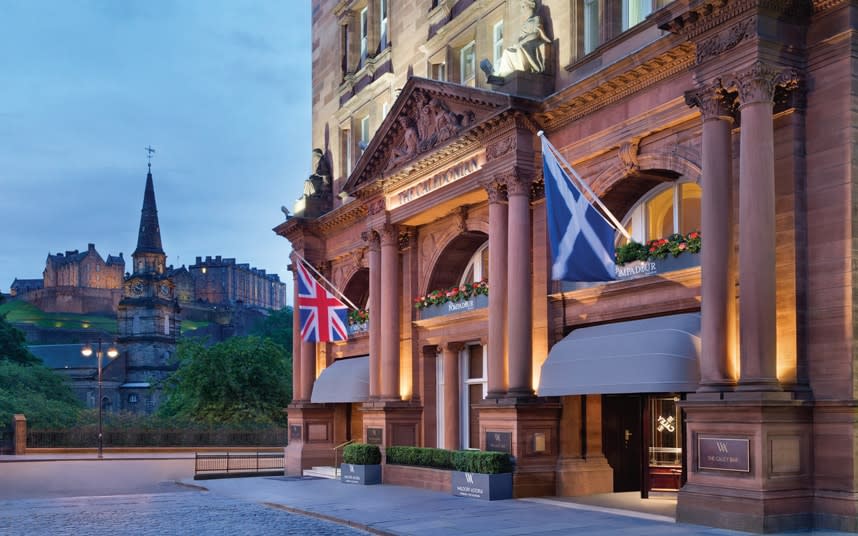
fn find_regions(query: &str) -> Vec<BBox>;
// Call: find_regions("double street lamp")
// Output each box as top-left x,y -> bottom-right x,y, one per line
81,339 -> 119,459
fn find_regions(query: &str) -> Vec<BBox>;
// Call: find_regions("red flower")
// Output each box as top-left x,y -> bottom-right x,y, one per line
688,231 -> 699,239
678,242 -> 687,250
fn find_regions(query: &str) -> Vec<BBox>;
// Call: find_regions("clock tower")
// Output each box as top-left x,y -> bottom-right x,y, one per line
117,162 -> 181,413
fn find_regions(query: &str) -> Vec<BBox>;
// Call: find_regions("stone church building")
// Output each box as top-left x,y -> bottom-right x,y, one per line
277,0 -> 858,532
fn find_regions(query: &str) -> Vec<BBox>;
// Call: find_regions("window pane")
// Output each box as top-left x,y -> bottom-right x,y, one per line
493,22 -> 504,65
679,183 -> 702,234
468,345 -> 483,379
584,0 -> 599,54
480,246 -> 489,282
647,187 -> 674,239
460,42 -> 476,85
649,396 -> 681,467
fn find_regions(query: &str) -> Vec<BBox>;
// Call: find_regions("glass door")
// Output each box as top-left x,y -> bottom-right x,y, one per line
648,395 -> 683,491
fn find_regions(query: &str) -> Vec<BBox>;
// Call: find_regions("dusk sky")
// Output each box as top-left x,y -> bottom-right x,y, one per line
0,1 -> 311,298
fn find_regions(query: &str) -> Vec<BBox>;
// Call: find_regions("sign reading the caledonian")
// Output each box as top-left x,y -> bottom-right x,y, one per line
386,152 -> 485,210
698,437 -> 750,472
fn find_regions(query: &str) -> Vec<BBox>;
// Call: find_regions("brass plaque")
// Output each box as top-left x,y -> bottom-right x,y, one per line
485,431 -> 512,454
698,437 -> 750,472
366,427 -> 383,445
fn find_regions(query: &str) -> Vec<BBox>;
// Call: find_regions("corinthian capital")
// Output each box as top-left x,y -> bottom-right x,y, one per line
380,223 -> 399,246
361,230 -> 380,251
684,81 -> 736,122
504,168 -> 534,197
726,61 -> 800,107
480,176 -> 507,204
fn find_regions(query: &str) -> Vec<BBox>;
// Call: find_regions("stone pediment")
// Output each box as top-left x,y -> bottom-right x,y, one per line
342,78 -> 513,194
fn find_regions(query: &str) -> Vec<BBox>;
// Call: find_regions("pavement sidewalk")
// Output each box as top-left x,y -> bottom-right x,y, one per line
186,476 -> 755,536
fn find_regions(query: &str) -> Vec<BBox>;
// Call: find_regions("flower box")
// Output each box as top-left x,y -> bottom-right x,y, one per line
451,471 -> 512,501
561,252 -> 701,292
340,463 -> 381,485
348,322 -> 368,337
419,293 -> 488,320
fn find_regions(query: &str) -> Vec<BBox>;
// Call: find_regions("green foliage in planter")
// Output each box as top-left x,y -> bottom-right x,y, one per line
343,443 -> 381,465
452,450 -> 513,474
614,231 -> 702,266
386,446 -> 454,469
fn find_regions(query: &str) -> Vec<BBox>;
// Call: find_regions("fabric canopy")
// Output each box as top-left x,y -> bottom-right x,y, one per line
538,313 -> 701,396
310,356 -> 370,403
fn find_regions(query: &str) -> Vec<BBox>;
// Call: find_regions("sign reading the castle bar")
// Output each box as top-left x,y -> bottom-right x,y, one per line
386,152 -> 485,210
485,431 -> 512,454
698,437 -> 750,472
366,427 -> 383,445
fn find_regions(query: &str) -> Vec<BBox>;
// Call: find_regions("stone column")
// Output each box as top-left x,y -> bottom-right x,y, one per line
364,230 -> 382,399
291,262 -> 302,401
731,62 -> 795,390
484,178 -> 508,398
300,340 -> 316,401
380,223 -> 401,400
506,169 -> 534,398
443,343 -> 462,450
686,84 -> 736,390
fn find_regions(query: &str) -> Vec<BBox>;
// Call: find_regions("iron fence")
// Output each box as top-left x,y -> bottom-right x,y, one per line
0,424 -> 13,455
27,428 -> 288,448
194,451 -> 285,479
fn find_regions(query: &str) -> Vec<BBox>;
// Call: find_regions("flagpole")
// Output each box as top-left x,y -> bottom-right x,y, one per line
537,131 -> 631,240
291,250 -> 361,311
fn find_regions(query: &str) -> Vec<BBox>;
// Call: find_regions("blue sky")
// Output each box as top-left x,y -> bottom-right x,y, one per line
0,1 -> 310,298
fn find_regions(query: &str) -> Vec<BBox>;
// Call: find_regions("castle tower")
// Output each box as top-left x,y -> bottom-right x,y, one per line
117,162 -> 181,414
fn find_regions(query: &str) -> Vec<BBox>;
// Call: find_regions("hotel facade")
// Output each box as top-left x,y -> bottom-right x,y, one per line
276,0 -> 858,532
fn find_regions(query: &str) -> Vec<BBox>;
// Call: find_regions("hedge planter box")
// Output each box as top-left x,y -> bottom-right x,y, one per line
451,471 -> 513,501
340,463 -> 381,485
419,294 -> 488,320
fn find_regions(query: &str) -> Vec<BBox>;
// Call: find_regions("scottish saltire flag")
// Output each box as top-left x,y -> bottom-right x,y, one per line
296,261 -> 349,342
542,138 -> 617,282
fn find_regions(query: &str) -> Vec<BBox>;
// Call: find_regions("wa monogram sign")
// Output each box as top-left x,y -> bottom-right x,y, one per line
698,437 -> 750,472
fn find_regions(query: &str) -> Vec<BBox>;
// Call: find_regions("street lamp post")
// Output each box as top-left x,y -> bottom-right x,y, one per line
81,339 -> 119,459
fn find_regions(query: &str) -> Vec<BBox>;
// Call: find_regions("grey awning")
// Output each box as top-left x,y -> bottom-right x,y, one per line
310,356 -> 369,403
538,313 -> 701,396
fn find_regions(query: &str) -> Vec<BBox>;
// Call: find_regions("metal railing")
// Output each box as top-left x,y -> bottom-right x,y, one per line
28,428 -> 289,448
332,439 -> 355,477
194,451 -> 285,479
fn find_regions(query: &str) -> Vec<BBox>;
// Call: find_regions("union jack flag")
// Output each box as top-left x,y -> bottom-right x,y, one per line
296,260 -> 349,342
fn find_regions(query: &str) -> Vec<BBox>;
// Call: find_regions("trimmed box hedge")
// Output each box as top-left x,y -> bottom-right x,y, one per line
343,443 -> 381,465
386,446 -> 511,474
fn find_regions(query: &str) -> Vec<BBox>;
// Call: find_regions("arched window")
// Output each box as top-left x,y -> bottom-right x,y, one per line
458,242 -> 489,287
618,181 -> 701,245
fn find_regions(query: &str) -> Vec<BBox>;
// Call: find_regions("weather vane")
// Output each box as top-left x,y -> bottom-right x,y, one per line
145,145 -> 156,171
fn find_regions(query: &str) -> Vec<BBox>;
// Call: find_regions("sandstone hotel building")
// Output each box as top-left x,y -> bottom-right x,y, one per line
275,0 -> 857,532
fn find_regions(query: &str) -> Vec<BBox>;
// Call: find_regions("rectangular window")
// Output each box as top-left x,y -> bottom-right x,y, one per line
583,0 -> 599,54
622,0 -> 653,31
341,25 -> 350,74
460,41 -> 476,86
379,0 -> 388,50
360,115 -> 370,153
460,344 -> 487,449
359,7 -> 368,63
164,314 -> 170,335
342,128 -> 353,176
431,62 -> 447,81
492,22 -> 504,67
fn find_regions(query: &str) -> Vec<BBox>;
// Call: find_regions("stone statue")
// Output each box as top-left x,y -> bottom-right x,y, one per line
301,148 -> 332,199
480,0 -> 550,80
387,116 -> 419,170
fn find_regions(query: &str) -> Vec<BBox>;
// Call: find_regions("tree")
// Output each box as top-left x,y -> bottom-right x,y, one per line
0,314 -> 81,427
249,306 -> 293,351
159,336 -> 292,425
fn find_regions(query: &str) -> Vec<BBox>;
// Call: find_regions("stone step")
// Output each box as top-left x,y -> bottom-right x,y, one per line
303,466 -> 339,479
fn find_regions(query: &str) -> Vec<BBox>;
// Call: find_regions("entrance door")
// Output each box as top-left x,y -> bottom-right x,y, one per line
602,395 -> 642,492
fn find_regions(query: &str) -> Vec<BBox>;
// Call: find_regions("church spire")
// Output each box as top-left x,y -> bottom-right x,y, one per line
132,148 -> 166,274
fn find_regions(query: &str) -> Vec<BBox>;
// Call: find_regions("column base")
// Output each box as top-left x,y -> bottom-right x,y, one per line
678,396 -> 813,533
736,379 -> 783,392
478,398 -> 561,498
285,403 -> 338,476
556,456 -> 613,496
360,400 -> 423,448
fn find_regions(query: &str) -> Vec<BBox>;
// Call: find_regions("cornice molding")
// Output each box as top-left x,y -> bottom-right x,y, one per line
536,44 -> 695,131
813,0 -> 848,12
658,0 -> 811,40
316,199 -> 369,234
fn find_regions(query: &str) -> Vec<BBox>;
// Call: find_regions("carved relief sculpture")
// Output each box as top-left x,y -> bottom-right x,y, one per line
385,90 -> 474,171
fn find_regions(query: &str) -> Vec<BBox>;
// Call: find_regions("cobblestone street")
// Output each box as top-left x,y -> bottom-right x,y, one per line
0,491 -> 366,536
